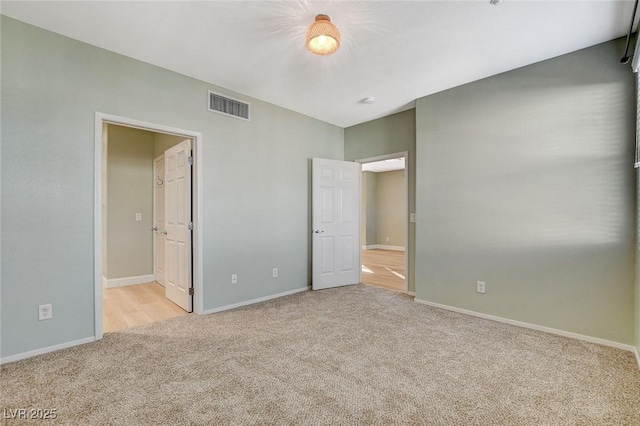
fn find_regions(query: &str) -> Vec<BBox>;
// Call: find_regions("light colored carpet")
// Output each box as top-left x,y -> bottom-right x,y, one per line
2,285 -> 639,425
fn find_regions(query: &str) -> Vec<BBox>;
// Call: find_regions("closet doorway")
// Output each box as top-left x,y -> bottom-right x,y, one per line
95,113 -> 203,338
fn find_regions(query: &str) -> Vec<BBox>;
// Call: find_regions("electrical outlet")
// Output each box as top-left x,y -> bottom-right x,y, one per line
410,213 -> 416,223
135,213 -> 142,221
385,236 -> 390,242
231,274 -> 238,284
39,304 -> 53,321
272,268 -> 278,278
477,281 -> 486,294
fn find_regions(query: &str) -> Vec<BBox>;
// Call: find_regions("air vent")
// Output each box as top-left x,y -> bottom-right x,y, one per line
208,90 -> 250,121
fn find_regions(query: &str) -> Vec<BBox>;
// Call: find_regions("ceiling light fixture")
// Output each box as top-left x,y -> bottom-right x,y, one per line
305,14 -> 341,56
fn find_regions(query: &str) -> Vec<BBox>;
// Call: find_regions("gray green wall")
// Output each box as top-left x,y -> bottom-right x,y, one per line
376,170 -> 405,248
106,124 -> 155,279
415,38 -> 636,344
154,133 -> 185,158
104,126 -> 187,281
345,110 -> 416,292
1,17 -> 343,358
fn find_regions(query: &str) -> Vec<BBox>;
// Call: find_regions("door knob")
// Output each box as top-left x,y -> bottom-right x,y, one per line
152,227 -> 158,231
313,229 -> 325,234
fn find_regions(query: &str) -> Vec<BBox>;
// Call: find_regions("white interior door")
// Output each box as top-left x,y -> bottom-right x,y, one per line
164,139 -> 193,312
312,158 -> 361,290
153,155 -> 166,287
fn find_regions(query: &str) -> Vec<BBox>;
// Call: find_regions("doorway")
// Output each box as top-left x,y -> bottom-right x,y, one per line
357,153 -> 408,293
94,113 -> 203,340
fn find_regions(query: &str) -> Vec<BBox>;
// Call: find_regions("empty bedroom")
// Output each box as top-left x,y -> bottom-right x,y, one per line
2,1 -> 640,424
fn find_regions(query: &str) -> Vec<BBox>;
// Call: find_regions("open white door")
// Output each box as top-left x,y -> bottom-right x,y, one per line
153,155 -> 166,287
312,158 -> 361,290
164,139 -> 193,312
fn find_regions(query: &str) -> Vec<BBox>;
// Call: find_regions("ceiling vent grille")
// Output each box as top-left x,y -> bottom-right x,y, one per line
208,90 -> 250,121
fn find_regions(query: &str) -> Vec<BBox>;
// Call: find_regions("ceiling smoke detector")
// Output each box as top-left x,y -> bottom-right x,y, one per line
490,0 -> 501,5
363,97 -> 376,104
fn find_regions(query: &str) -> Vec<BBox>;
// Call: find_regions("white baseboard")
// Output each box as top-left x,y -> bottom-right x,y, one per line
407,291 -> 415,296
0,337 -> 95,365
414,298 -> 636,353
102,275 -> 108,288
202,286 -> 309,315
634,347 -> 640,370
104,274 -> 155,288
363,245 -> 405,252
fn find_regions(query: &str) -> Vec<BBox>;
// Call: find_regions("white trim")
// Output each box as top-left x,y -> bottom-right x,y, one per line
202,287 -> 309,315
634,347 -> 640,370
102,275 -> 108,288
364,244 -> 405,252
356,151 -> 410,294
407,291 -> 415,297
0,337 -> 95,365
94,114 -> 104,340
95,112 -> 205,343
632,30 -> 640,73
414,298 -> 636,353
104,274 -> 155,289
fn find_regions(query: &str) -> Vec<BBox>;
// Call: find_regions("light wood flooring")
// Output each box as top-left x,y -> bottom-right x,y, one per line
104,282 -> 188,333
361,249 -> 406,292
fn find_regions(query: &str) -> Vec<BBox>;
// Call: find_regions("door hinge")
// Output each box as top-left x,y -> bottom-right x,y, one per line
188,156 -> 193,165
189,287 -> 194,296
188,222 -> 193,231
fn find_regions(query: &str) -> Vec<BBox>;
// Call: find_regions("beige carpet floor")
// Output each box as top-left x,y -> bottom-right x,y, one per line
2,285 -> 639,425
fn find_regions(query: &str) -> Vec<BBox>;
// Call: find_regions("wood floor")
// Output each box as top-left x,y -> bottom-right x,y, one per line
361,249 -> 405,292
104,282 -> 188,333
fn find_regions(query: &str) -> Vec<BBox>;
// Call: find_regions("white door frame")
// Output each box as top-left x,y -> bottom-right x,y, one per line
94,112 -> 204,340
356,151 -> 409,293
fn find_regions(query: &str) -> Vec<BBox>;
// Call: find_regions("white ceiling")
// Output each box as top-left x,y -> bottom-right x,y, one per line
362,158 -> 405,173
2,1 -> 637,128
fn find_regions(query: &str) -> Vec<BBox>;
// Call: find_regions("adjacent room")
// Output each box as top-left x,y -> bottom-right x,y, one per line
102,124 -> 191,332
360,156 -> 408,293
2,1 -> 640,424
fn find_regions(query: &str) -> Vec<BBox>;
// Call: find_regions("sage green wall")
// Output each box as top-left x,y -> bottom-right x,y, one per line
415,38 -> 636,344
0,17 -> 343,358
106,124 -> 155,279
154,133 -> 184,158
362,171 -> 378,246
345,110 -> 416,292
376,170 -> 405,248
